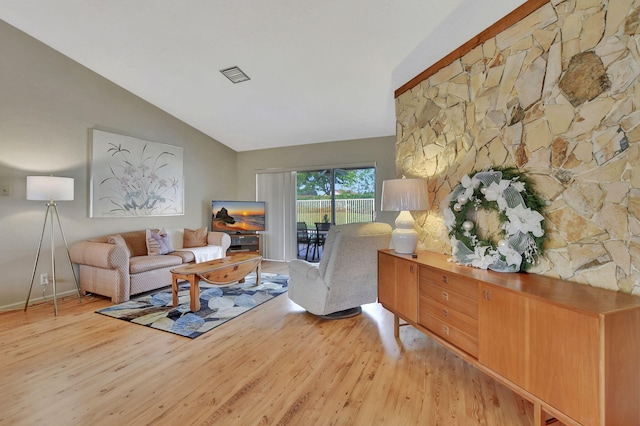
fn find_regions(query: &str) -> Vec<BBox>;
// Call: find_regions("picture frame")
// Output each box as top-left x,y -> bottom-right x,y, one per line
90,129 -> 184,218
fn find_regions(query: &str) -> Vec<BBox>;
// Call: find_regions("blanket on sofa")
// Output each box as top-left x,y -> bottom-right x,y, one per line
176,245 -> 223,263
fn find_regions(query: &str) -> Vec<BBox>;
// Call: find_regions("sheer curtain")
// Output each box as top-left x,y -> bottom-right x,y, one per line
256,171 -> 297,261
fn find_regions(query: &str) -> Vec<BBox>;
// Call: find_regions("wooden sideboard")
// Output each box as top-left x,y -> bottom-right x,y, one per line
378,249 -> 640,426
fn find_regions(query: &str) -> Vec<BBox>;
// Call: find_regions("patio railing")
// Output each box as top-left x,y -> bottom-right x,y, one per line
296,198 -> 375,226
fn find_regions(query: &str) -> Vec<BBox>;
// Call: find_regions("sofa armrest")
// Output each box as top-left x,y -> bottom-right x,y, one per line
207,232 -> 231,254
69,240 -> 131,303
69,241 -> 130,270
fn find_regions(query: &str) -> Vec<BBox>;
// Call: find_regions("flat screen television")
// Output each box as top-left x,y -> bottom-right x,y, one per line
211,200 -> 266,233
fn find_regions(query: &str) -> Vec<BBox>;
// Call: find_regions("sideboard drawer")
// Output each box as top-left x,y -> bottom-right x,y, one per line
420,266 -> 478,300
421,313 -> 478,357
421,282 -> 478,320
420,296 -> 478,338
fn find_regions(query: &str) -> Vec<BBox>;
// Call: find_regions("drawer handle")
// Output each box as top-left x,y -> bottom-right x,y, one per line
442,309 -> 449,318
441,291 -> 449,301
442,325 -> 450,336
410,265 -> 415,273
441,275 -> 448,284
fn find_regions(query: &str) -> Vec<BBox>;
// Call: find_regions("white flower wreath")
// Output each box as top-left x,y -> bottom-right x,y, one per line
444,168 -> 546,272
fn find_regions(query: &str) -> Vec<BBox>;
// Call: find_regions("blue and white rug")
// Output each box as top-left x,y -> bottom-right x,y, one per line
96,272 -> 288,338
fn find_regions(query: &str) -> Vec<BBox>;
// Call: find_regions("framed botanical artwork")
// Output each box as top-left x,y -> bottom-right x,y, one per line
90,129 -> 184,217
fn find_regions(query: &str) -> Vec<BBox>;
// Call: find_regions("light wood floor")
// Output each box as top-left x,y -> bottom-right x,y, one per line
1,261 -> 535,425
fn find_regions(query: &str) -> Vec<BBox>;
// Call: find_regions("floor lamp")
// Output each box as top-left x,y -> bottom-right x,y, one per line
381,177 -> 429,254
24,176 -> 82,316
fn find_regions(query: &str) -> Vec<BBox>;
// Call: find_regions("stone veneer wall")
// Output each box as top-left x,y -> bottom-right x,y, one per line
396,0 -> 640,295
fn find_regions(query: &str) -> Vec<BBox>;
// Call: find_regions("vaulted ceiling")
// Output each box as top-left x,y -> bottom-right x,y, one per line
0,0 -> 526,151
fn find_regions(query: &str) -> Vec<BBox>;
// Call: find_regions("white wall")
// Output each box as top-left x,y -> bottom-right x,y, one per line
0,20 -> 237,309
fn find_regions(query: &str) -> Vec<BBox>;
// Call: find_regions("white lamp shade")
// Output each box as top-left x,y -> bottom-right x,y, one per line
26,176 -> 74,201
381,178 -> 428,211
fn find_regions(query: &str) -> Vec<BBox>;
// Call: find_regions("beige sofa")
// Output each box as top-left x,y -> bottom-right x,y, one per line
69,228 -> 231,303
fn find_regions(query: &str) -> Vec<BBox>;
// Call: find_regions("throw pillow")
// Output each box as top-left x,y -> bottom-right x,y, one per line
146,228 -> 174,255
184,227 -> 208,248
108,234 -> 131,257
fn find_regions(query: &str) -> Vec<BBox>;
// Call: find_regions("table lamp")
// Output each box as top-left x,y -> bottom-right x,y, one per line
381,177 -> 429,254
24,176 -> 81,315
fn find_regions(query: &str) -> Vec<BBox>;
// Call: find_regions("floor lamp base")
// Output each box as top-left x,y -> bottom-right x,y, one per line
24,202 -> 82,316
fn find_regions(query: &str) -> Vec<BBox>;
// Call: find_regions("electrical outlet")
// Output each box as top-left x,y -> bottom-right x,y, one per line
40,273 -> 49,286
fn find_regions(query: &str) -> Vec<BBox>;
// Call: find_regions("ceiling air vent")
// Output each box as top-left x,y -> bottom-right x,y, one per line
220,66 -> 250,84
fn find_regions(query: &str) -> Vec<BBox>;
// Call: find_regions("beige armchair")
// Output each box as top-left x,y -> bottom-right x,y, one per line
288,222 -> 392,318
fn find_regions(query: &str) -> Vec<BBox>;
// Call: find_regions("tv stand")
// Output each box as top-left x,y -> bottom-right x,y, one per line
228,233 -> 261,254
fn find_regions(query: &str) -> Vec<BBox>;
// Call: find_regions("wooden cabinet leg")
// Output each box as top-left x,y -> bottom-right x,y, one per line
394,315 -> 400,338
533,402 -> 545,426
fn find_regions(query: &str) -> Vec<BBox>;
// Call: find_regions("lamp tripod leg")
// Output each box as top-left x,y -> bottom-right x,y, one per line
52,204 -> 82,301
24,204 -> 51,312
50,205 -> 58,316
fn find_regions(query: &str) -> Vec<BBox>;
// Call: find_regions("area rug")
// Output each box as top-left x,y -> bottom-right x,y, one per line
96,272 -> 288,338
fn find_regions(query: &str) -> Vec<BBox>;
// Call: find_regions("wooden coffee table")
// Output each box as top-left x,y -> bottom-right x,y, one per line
170,253 -> 262,312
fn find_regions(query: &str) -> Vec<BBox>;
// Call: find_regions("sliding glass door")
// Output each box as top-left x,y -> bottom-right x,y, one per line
296,167 -> 375,226
258,166 -> 375,262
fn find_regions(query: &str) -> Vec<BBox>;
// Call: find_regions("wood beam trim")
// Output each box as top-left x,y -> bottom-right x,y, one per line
394,0 -> 550,98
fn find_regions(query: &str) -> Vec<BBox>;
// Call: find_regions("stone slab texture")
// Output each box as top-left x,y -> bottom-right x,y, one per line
395,0 -> 640,295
